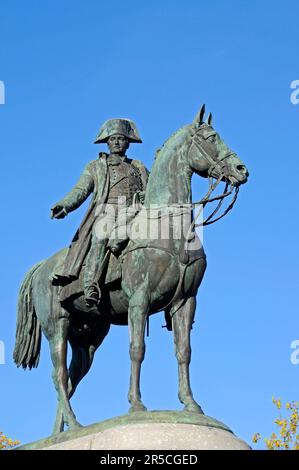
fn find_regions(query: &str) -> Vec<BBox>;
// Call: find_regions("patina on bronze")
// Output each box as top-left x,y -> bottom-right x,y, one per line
50,118 -> 147,307
14,106 -> 249,434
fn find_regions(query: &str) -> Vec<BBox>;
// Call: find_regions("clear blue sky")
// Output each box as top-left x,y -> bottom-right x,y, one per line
0,0 -> 298,449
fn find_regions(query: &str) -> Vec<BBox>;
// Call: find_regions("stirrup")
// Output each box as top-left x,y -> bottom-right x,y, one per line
85,284 -> 101,307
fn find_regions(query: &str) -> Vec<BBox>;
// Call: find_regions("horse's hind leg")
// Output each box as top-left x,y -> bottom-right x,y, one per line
53,344 -> 93,434
172,296 -> 204,414
68,318 -> 111,399
50,317 -> 81,435
53,319 -> 111,433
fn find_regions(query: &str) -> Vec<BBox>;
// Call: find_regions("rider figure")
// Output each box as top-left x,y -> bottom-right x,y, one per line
51,119 -> 149,307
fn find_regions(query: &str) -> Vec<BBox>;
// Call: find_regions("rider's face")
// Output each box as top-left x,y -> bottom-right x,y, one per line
108,134 -> 129,156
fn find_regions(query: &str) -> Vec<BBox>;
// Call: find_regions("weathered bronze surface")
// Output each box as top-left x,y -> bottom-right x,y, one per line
14,108 -> 249,434
50,118 -> 148,306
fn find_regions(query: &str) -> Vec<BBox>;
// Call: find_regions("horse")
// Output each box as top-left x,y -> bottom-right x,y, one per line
14,106 -> 249,434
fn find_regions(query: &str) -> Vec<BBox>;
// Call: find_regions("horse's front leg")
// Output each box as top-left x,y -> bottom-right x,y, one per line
50,317 -> 82,434
127,288 -> 149,412
172,296 -> 204,414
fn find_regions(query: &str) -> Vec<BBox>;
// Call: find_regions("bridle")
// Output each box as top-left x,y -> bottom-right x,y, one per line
190,128 -> 240,227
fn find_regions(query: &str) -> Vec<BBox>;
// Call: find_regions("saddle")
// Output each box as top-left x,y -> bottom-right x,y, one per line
59,204 -> 206,305
59,252 -> 122,304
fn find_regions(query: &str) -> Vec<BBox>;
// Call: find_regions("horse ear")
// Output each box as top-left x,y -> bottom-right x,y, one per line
193,104 -> 205,124
207,112 -> 212,125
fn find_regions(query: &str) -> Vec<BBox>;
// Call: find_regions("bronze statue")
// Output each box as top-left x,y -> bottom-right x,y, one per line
50,118 -> 148,306
14,106 -> 249,434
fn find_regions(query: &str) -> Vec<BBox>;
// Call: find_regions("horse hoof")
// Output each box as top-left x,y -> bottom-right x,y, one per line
52,428 -> 64,436
68,420 -> 83,430
184,403 -> 204,414
129,403 -> 147,413
73,421 -> 83,429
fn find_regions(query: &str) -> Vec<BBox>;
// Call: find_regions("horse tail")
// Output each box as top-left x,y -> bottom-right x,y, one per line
13,261 -> 44,370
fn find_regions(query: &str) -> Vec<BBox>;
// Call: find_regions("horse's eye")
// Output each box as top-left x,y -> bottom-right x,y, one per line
207,135 -> 216,143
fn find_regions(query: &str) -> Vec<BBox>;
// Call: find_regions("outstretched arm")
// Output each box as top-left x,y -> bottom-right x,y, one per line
51,163 -> 94,219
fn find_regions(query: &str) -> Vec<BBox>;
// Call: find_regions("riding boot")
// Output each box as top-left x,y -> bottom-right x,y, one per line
83,239 -> 107,307
85,283 -> 101,308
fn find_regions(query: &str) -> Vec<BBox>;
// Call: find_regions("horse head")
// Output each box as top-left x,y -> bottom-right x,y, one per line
188,104 -> 249,186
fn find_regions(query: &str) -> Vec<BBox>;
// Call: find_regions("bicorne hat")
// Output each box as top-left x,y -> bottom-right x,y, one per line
94,118 -> 142,144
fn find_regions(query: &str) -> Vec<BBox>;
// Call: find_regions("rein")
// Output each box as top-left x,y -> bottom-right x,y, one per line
190,132 -> 240,227
191,177 -> 239,227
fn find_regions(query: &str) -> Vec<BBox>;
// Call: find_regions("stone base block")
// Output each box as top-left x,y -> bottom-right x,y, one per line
18,411 -> 250,450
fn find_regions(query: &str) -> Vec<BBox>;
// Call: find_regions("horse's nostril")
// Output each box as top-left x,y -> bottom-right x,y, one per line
237,165 -> 245,173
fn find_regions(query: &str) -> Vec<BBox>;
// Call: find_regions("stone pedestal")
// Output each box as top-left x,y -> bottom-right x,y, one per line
18,411 -> 250,450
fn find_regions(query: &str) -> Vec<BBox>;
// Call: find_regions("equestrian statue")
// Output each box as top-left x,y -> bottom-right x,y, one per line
14,106 -> 249,434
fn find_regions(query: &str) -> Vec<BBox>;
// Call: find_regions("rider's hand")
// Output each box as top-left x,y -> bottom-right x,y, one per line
137,191 -> 145,204
51,204 -> 67,219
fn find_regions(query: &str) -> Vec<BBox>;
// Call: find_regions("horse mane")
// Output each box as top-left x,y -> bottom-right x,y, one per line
154,124 -> 192,160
